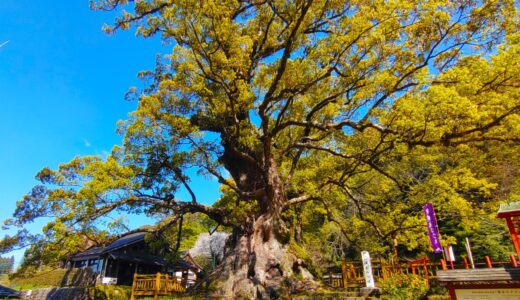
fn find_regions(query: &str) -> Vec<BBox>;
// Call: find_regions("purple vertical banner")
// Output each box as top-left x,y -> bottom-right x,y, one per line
423,203 -> 442,254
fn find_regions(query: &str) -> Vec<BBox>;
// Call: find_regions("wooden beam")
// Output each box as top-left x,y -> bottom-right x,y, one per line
437,268 -> 520,281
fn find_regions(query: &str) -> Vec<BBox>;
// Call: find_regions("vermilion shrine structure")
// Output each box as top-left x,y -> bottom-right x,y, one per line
436,201 -> 520,299
497,202 -> 520,260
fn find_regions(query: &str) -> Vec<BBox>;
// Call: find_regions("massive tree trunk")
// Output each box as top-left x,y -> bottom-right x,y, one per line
208,214 -> 317,299
200,134 -> 320,298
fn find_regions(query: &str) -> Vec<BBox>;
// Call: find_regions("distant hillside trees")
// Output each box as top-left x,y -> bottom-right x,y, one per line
0,256 -> 14,274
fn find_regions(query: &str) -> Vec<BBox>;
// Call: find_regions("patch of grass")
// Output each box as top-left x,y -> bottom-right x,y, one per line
0,274 -> 10,286
10,267 -> 95,289
11,283 -> 55,290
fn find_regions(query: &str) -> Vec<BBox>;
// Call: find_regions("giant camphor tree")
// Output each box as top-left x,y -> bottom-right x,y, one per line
2,0 -> 520,298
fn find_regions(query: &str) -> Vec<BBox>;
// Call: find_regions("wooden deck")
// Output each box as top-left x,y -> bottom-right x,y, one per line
130,273 -> 186,300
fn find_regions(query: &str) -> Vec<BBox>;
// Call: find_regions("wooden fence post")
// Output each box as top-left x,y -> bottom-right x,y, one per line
485,256 -> 493,268
422,259 -> 429,283
341,260 -> 348,288
462,257 -> 469,269
155,272 -> 161,300
511,254 -> 518,268
130,273 -> 137,300
440,259 -> 447,270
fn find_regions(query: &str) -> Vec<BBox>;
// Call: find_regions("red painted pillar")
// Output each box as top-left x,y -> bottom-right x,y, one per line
440,259 -> 447,270
485,256 -> 493,268
506,217 -> 520,260
447,283 -> 457,300
462,257 -> 469,269
422,259 -> 429,284
510,254 -> 518,268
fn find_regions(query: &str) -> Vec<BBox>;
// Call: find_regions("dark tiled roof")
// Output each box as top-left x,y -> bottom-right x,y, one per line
174,260 -> 195,270
109,251 -> 167,266
0,285 -> 20,298
104,232 -> 146,252
73,232 -> 146,260
72,246 -> 104,260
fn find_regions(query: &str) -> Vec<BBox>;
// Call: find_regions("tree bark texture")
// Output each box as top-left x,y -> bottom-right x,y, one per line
208,214 -> 316,299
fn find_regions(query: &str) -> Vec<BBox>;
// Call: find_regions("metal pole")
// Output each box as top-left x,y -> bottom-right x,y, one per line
465,237 -> 475,269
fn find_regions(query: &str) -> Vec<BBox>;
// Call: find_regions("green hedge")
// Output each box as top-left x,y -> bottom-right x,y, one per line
380,273 -> 429,300
90,285 -> 131,300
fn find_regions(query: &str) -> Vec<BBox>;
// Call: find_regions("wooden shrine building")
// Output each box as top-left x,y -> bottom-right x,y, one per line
69,232 -> 201,286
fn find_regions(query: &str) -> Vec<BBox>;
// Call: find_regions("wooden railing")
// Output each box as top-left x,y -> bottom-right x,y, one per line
130,272 -> 186,300
323,255 -> 520,289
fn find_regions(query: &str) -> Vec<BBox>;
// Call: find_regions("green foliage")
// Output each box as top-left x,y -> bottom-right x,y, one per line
426,296 -> 450,300
288,240 -> 321,278
147,213 -> 214,262
140,296 -> 194,300
91,285 -> 131,300
380,274 -> 429,300
425,280 -> 448,300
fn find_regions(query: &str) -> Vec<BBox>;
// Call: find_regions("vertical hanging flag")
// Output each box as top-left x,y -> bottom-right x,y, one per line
423,203 -> 442,254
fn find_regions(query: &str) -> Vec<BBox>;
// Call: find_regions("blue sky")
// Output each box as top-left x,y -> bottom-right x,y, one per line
0,1 -> 220,266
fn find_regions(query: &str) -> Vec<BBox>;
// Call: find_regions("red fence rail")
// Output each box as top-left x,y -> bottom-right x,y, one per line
323,256 -> 519,288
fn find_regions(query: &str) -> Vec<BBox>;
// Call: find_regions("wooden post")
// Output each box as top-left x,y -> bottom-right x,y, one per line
422,259 -> 429,283
511,254 -> 518,268
465,237 -> 475,269
130,273 -> 137,300
341,260 -> 348,288
155,272 -> 161,300
101,257 -> 108,281
485,256 -> 493,268
462,256 -> 469,269
393,238 -> 399,261
440,259 -> 447,270
447,283 -> 457,300
445,246 -> 455,270
115,260 -> 120,281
